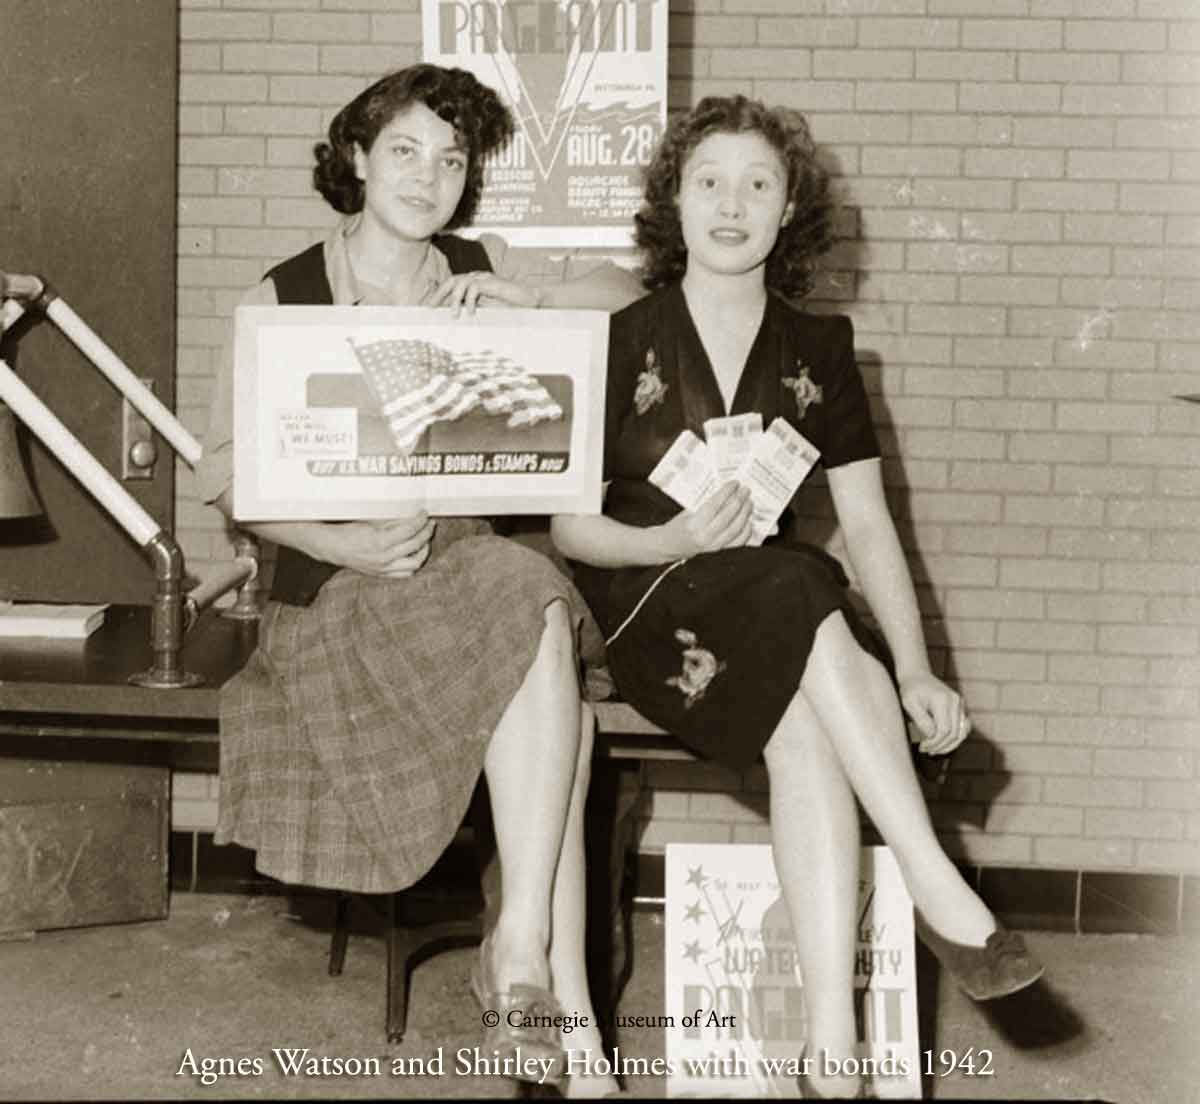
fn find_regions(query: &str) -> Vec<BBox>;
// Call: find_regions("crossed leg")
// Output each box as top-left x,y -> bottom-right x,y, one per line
764,611 -> 996,1095
795,612 -> 994,946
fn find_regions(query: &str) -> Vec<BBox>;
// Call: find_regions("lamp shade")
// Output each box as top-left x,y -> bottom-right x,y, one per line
0,403 -> 41,518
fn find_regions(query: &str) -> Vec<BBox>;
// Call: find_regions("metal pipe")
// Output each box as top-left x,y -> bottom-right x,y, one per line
0,358 -> 162,547
0,272 -> 45,304
44,297 -> 203,468
1,269 -> 246,687
1,298 -> 23,332
222,532 -> 264,622
185,557 -> 257,620
130,531 -> 202,689
1,273 -> 203,467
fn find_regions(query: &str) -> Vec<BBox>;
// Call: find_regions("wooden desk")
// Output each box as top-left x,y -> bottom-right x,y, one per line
0,606 -> 259,934
0,602 -> 674,744
0,604 -> 258,728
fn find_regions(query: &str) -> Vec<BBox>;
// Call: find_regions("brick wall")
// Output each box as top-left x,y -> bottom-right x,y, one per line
173,0 -> 1199,877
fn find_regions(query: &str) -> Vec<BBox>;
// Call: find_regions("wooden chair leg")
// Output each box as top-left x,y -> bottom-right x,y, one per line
327,890 -> 417,1043
328,892 -> 350,977
384,892 -> 485,1044
323,808 -> 490,1045
469,786 -> 500,935
585,761 -> 644,1035
385,892 -> 409,1044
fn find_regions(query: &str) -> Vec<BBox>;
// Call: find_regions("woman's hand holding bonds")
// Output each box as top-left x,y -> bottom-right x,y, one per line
317,513 -> 436,579
659,482 -> 754,559
900,672 -> 970,756
428,273 -> 542,315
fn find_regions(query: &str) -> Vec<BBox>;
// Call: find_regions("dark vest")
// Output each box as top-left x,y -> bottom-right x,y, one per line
266,234 -> 492,606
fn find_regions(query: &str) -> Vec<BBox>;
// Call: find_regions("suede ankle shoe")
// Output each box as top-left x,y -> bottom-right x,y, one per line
915,912 -> 1045,1001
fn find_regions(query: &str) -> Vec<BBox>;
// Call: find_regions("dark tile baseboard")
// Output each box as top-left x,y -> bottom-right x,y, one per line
173,831 -> 1196,937
1080,871 -> 1182,936
980,866 -> 1078,933
630,851 -> 1197,937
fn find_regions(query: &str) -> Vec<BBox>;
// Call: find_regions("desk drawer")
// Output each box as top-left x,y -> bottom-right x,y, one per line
0,760 -> 168,935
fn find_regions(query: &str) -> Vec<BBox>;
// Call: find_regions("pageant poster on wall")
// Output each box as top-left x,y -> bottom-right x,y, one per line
232,305 -> 607,520
422,0 -> 668,246
664,844 -> 922,1099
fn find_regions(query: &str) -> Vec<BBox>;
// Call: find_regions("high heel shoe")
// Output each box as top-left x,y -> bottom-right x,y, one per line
914,911 -> 1044,1001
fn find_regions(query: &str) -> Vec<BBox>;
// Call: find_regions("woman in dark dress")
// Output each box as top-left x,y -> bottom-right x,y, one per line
553,96 -> 1044,1098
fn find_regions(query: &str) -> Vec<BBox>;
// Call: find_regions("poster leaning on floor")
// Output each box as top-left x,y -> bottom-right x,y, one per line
422,0 -> 668,247
664,843 -> 923,1099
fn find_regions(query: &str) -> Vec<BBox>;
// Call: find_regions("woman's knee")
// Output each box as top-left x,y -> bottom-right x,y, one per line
762,687 -> 849,777
533,598 -> 576,670
811,609 -> 857,660
808,610 -> 890,688
542,598 -> 573,644
763,690 -> 821,766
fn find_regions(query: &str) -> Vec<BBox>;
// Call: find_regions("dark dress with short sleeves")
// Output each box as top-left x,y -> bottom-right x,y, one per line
571,283 -> 885,768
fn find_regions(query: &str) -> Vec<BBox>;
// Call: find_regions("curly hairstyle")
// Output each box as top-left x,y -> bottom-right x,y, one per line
313,64 -> 514,231
635,95 -> 834,300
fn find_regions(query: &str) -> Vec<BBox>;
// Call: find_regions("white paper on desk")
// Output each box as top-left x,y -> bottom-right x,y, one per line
649,429 -> 719,510
0,602 -> 108,638
737,417 -> 820,544
704,413 -> 763,484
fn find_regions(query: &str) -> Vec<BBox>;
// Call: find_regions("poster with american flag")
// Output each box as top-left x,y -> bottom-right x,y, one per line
232,304 -> 607,521
347,336 -> 565,454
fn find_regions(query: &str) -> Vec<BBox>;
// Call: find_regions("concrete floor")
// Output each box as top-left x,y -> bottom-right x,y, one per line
0,891 -> 1195,1102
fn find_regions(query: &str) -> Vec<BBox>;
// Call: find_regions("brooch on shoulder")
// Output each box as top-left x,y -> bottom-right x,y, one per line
633,347 -> 668,415
782,360 -> 823,419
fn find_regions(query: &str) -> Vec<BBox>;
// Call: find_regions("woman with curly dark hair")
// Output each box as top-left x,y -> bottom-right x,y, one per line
312,63 -> 508,232
198,64 -> 640,1096
554,95 -> 1044,1098
634,95 -> 834,301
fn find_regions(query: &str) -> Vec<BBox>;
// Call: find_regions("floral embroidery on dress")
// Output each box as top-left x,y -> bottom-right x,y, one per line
782,360 -> 823,419
665,628 -> 726,709
633,347 -> 668,415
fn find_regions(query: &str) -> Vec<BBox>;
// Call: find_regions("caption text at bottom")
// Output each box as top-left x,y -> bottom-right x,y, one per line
177,1045 -> 993,1087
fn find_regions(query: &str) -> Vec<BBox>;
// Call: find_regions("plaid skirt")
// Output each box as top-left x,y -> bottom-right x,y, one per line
214,520 -> 603,893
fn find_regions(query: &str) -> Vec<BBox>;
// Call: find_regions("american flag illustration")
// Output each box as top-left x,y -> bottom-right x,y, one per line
349,337 -> 563,453
349,337 -> 478,452
451,349 -> 564,428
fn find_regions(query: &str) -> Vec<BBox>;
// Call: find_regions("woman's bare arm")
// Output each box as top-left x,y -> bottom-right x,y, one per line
828,458 -> 967,752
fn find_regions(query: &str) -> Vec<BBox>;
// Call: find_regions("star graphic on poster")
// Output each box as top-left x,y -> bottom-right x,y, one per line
682,940 -> 704,963
684,900 -> 705,924
685,865 -> 707,889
